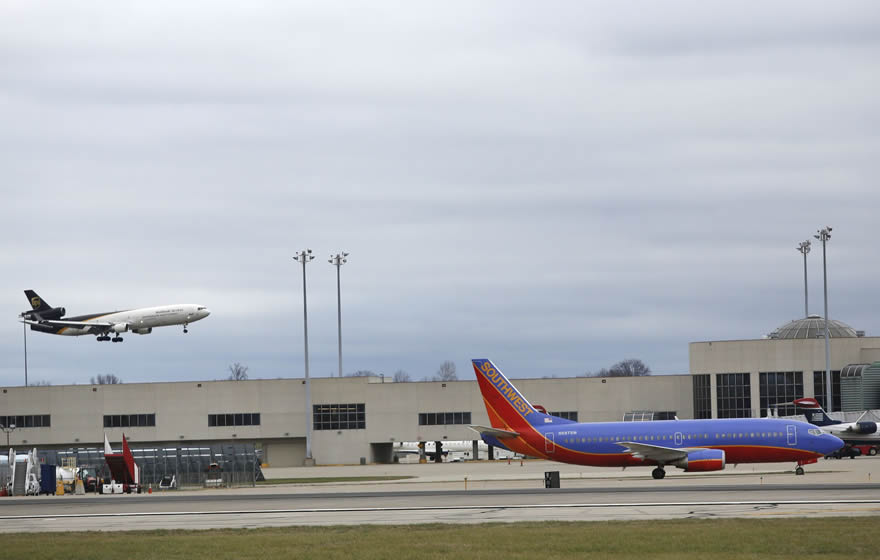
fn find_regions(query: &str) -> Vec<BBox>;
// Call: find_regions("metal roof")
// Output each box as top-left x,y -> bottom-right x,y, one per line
768,315 -> 861,340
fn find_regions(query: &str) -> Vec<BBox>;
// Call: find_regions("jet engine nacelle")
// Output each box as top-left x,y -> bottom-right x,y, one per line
853,422 -> 878,434
43,306 -> 66,319
111,323 -> 129,334
672,449 -> 726,472
133,327 -> 152,335
24,307 -> 66,320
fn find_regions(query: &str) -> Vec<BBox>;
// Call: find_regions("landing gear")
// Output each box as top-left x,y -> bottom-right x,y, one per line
183,323 -> 189,334
111,336 -> 123,343
795,466 -> 805,476
652,467 -> 666,480
97,335 -> 111,342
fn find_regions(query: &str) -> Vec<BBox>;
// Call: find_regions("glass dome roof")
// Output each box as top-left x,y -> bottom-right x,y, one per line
768,315 -> 860,339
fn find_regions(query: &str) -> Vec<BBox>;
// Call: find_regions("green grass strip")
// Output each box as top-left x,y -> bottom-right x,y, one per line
4,517 -> 879,559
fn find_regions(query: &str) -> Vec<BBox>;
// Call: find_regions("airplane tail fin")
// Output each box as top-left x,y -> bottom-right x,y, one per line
791,397 -> 840,426
24,290 -> 52,313
472,359 -> 569,431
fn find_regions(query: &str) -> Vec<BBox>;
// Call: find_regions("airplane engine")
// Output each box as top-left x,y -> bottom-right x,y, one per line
111,323 -> 129,334
24,307 -> 65,320
44,306 -> 66,319
854,422 -> 878,434
133,328 -> 152,335
672,449 -> 726,472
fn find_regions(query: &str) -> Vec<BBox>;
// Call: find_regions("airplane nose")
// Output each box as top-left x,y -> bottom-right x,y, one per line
203,308 -> 211,317
824,434 -> 844,455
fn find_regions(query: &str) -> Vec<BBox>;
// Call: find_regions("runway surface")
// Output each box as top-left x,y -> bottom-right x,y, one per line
3,459 -> 880,532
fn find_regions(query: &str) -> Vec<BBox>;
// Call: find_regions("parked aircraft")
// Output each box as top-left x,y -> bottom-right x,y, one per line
469,359 -> 843,478
19,290 -> 210,342
779,398 -> 879,451
393,440 -> 515,461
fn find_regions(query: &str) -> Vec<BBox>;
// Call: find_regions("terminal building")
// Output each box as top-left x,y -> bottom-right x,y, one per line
2,315 -> 879,467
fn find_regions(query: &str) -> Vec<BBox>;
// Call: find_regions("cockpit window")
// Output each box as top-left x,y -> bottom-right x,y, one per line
808,428 -> 823,436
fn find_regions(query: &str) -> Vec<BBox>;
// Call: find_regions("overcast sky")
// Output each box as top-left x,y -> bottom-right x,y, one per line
1,1 -> 878,386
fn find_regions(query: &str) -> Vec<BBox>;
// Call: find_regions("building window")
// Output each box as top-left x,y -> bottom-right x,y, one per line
716,373 -> 751,418
550,411 -> 578,421
623,411 -> 677,421
418,411 -> 472,426
314,403 -> 365,430
693,374 -> 712,419
759,371 -> 803,417
208,413 -> 261,427
103,413 -> 155,428
813,371 -> 841,412
0,414 -> 50,428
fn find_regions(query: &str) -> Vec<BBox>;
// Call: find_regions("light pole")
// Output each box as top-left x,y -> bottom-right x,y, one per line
293,249 -> 315,464
329,252 -> 349,378
796,240 -> 811,318
814,227 -> 832,411
0,422 -> 16,449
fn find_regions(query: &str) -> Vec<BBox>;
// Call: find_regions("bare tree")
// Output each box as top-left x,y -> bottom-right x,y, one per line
392,369 -> 412,382
91,374 -> 122,385
586,359 -> 651,378
432,360 -> 458,381
29,380 -> 52,386
227,362 -> 249,380
346,370 -> 376,377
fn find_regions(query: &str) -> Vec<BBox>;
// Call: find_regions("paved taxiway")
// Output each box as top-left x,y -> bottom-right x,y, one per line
2,458 -> 879,532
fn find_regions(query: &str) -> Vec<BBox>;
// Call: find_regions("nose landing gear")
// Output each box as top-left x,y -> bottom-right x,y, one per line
183,323 -> 189,334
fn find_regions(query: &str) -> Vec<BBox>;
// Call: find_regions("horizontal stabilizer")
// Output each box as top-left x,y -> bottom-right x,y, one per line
468,425 -> 519,439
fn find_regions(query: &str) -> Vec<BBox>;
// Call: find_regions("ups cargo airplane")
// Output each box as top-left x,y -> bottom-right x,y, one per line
19,290 -> 210,342
470,359 -> 843,478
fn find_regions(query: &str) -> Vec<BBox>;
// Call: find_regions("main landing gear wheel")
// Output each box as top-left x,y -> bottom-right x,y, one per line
97,335 -> 110,342
652,467 -> 666,480
111,336 -> 123,343
795,466 -> 805,476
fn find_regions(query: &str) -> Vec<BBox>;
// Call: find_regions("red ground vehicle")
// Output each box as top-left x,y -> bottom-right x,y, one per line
826,444 -> 880,459
851,444 -> 880,456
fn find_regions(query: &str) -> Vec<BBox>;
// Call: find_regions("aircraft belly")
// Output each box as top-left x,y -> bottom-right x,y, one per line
715,446 -> 818,463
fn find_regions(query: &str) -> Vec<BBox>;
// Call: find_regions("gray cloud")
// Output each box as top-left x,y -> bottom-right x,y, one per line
1,1 -> 878,385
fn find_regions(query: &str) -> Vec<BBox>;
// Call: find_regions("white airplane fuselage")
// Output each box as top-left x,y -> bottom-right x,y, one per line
57,304 -> 210,336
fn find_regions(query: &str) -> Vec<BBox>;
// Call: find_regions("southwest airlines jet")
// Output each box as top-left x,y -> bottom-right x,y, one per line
470,359 -> 843,478
19,290 -> 210,343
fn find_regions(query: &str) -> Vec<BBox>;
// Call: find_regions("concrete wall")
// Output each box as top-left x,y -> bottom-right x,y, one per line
688,336 -> 880,417
0,374 -> 694,466
689,337 -> 880,375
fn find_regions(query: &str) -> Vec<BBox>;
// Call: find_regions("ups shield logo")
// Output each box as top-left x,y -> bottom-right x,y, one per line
31,296 -> 41,309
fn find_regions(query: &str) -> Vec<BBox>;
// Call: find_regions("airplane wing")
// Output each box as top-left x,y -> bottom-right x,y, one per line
617,441 -> 704,463
21,318 -> 112,333
468,425 -> 520,439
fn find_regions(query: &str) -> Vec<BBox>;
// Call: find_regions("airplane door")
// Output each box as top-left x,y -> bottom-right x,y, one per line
674,432 -> 683,446
545,432 -> 555,454
786,425 -> 797,446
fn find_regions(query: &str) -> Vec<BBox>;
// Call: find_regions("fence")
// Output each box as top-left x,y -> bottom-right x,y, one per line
36,442 -> 264,489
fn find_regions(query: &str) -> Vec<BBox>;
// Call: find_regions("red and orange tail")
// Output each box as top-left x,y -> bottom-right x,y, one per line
472,359 -> 548,432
